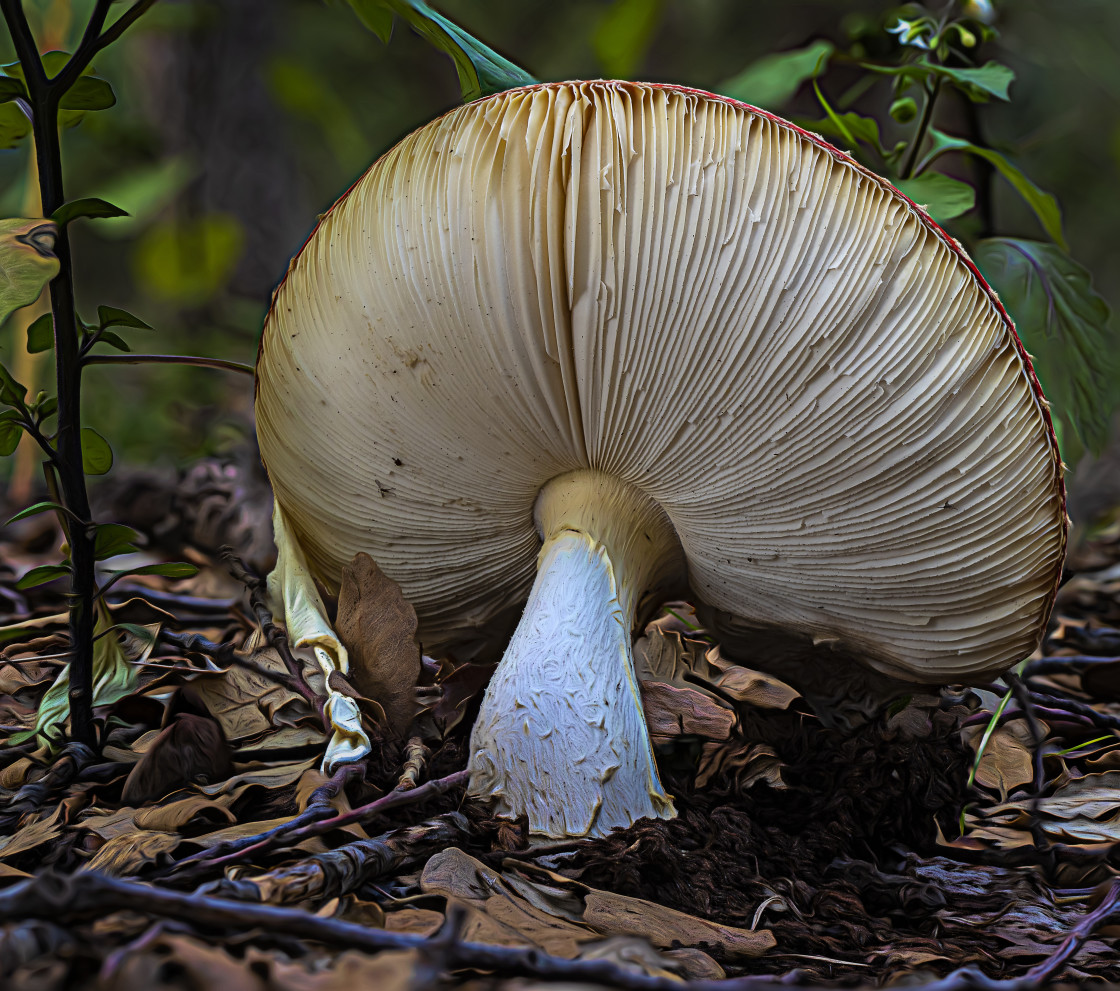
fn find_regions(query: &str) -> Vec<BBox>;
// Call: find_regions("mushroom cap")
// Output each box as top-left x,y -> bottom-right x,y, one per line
256,80 -> 1066,682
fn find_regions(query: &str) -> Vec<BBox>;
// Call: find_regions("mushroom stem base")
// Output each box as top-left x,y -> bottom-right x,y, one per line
467,527 -> 676,838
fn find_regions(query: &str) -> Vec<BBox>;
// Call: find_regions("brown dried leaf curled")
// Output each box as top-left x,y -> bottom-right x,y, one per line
336,552 -> 421,736
121,712 -> 232,806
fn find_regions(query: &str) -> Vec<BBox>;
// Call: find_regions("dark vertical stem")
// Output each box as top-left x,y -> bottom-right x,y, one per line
901,77 -> 942,179
1,0 -> 107,748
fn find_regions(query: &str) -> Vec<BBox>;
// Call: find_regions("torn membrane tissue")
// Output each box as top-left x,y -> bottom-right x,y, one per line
267,502 -> 372,771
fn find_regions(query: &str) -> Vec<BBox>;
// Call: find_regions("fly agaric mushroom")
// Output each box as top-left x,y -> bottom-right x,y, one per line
256,81 -> 1066,839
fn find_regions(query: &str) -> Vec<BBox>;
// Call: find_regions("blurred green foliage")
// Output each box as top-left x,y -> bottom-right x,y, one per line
1,0 -> 1117,477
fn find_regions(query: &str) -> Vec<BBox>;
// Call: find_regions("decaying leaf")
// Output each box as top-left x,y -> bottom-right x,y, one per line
121,711 -> 232,805
335,552 -> 421,736
963,721 -> 1037,799
85,829 -> 183,876
188,651 -> 307,743
420,847 -> 775,969
640,681 -> 736,742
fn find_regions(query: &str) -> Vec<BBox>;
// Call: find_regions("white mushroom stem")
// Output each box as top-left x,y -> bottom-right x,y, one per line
468,471 -> 685,838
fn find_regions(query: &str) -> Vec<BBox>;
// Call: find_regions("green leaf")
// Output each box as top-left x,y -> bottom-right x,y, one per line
346,0 -> 394,41
0,416 -> 22,455
0,76 -> 27,103
0,218 -> 59,323
25,312 -> 53,353
109,561 -> 199,581
864,60 -> 1013,102
593,0 -> 663,80
719,40 -> 834,109
934,61 -> 1014,102
920,130 -> 1066,249
974,238 -> 1120,456
800,109 -> 883,155
35,395 -> 57,420
111,622 -> 160,648
51,197 -> 129,227
81,427 -> 113,475
92,522 -> 139,560
9,604 -> 139,745
346,0 -> 536,103
0,360 -> 28,407
0,102 -> 31,149
95,330 -> 131,352
893,172 -> 976,222
6,500 -> 67,524
97,305 -> 152,331
805,77 -> 883,156
59,75 -> 115,111
15,563 -> 71,589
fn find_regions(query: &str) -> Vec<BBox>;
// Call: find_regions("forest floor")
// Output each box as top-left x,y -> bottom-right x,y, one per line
1,456 -> 1119,990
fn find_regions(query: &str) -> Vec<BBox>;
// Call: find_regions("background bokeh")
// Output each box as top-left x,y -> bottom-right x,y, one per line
1,0 -> 1118,520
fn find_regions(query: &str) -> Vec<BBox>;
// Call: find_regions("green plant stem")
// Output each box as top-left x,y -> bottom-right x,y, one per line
1,0 -> 157,750
2,0 -> 97,748
83,354 -> 254,375
901,76 -> 942,179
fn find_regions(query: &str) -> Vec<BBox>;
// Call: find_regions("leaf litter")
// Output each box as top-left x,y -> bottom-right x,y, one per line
0,458 -> 1118,988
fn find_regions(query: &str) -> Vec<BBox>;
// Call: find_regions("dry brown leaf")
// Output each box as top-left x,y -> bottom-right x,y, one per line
0,805 -> 62,860
189,652 -> 306,743
197,758 -> 317,797
299,949 -> 421,991
633,629 -> 722,685
121,712 -> 232,805
420,848 -> 775,964
696,741 -> 786,790
133,793 -> 236,832
292,767 -> 368,840
640,681 -> 735,742
963,723 -> 1036,798
85,828 -> 182,876
77,807 -> 141,841
0,756 -> 33,789
109,934 -> 267,991
189,815 -> 295,848
336,552 -> 421,736
383,907 -> 444,935
705,648 -> 800,710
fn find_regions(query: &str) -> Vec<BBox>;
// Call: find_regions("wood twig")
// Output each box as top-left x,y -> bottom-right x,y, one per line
396,735 -> 430,790
149,761 -> 364,884
164,769 -> 470,884
201,813 -> 470,905
3,869 -> 1107,991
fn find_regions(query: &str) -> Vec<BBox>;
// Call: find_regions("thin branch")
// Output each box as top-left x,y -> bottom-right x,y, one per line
902,77 -> 942,179
168,769 -> 470,882
52,0 -> 157,94
83,354 -> 254,375
50,0 -> 112,91
0,0 -> 47,89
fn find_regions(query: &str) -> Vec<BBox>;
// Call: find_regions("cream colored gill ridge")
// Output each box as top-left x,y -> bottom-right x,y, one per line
257,80 -> 1063,693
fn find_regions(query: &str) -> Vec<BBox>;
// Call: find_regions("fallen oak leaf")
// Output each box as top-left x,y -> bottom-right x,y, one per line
335,553 -> 421,736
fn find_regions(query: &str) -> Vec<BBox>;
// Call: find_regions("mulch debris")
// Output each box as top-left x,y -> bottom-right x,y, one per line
1,458 -> 1118,989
